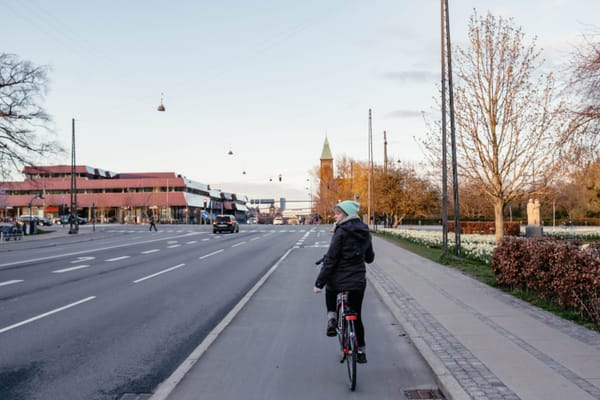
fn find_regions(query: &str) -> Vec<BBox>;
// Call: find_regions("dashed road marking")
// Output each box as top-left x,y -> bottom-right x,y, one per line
105,256 -> 130,262
0,296 -> 96,334
53,265 -> 91,273
0,280 -> 23,287
141,249 -> 160,254
133,264 -> 186,283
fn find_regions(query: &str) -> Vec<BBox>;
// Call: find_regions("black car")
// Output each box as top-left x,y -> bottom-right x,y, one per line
18,216 -> 52,226
58,215 -> 88,225
213,215 -> 239,234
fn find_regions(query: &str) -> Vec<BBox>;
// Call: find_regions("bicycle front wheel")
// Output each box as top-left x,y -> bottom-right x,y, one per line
345,319 -> 358,391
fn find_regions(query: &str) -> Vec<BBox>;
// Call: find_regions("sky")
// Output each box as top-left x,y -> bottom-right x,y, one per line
2,0 -> 598,205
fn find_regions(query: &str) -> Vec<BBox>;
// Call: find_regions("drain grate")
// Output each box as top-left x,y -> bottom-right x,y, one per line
404,388 -> 445,399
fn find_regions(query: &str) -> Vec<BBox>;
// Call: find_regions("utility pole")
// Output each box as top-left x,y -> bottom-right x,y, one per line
383,130 -> 388,176
367,109 -> 374,227
440,0 -> 449,255
69,118 -> 79,234
443,0 -> 461,256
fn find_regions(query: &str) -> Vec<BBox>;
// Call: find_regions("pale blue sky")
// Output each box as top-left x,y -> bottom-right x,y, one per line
2,0 -> 597,202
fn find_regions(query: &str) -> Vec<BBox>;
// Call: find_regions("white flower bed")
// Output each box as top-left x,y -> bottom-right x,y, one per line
380,226 -> 600,265
380,228 -> 497,264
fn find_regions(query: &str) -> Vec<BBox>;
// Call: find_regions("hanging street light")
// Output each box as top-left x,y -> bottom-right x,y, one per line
157,92 -> 166,112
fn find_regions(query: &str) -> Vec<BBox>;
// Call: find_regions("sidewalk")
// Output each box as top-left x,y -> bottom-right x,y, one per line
368,236 -> 600,400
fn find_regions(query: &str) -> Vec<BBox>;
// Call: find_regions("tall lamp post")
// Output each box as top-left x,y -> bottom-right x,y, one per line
28,192 -> 44,235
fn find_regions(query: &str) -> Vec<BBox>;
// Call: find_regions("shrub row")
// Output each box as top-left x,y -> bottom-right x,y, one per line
448,221 -> 520,236
492,237 -> 600,327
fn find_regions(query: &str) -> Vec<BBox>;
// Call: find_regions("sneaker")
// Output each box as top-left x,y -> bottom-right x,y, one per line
326,318 -> 337,337
357,351 -> 367,364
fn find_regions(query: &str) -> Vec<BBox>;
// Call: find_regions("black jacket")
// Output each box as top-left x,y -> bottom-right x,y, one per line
315,217 -> 375,291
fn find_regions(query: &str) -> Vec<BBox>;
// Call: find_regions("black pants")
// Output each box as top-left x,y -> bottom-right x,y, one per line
325,288 -> 366,348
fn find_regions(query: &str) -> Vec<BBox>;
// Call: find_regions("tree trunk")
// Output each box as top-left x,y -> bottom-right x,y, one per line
494,198 -> 505,243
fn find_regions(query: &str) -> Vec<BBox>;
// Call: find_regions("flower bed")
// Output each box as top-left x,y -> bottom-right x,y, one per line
380,226 -> 600,265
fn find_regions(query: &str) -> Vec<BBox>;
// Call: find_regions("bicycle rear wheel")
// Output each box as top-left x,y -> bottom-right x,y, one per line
344,319 -> 358,391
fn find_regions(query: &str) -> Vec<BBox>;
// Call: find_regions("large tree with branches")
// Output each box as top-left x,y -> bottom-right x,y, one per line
560,32 -> 600,169
451,11 -> 566,242
0,53 -> 62,179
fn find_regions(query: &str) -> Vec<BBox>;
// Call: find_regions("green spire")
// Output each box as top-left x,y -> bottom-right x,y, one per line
320,137 -> 333,160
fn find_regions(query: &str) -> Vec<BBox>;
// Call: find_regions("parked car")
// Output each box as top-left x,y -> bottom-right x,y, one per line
38,217 -> 53,226
18,216 -> 52,226
273,216 -> 284,225
57,215 -> 88,225
247,217 -> 258,224
213,215 -> 239,233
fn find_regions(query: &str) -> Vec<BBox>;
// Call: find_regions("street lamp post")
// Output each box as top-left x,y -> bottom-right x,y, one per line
28,192 -> 44,235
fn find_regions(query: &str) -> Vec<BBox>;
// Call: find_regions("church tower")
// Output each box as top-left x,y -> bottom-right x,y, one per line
319,137 -> 335,219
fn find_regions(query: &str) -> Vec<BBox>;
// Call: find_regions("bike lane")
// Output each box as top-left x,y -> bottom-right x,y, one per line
154,235 -> 439,400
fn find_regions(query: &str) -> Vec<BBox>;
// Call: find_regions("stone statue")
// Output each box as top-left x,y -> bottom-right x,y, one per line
527,199 -> 535,225
526,198 -> 543,237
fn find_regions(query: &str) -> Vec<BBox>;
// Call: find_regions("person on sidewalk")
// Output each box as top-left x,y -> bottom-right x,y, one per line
313,200 -> 374,363
149,214 -> 158,231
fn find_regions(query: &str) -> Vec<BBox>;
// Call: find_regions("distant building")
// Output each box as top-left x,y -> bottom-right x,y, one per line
0,165 -> 249,224
316,137 -> 337,222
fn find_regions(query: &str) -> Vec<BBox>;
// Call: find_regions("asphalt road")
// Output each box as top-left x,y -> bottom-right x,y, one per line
0,224 -> 438,399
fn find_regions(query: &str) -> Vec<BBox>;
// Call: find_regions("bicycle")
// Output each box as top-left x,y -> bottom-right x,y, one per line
315,256 -> 360,391
335,291 -> 359,391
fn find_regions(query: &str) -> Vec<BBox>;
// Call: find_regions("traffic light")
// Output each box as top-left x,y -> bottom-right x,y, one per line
278,174 -> 282,182
203,199 -> 207,208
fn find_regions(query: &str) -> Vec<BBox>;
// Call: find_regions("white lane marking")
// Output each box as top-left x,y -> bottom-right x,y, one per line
199,249 -> 224,260
0,280 -> 23,287
201,238 -> 210,241
231,241 -> 246,248
250,237 -> 260,241
53,265 -> 91,273
141,249 -> 160,254
105,256 -> 130,262
167,244 -> 181,248
186,241 -> 197,244
0,231 -> 200,269
133,263 -> 185,283
71,256 -> 94,263
0,296 -> 96,334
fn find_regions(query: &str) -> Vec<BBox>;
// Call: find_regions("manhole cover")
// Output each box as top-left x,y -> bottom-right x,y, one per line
404,388 -> 445,399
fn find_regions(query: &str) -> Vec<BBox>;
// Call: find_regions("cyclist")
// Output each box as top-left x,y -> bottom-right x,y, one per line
313,200 -> 374,363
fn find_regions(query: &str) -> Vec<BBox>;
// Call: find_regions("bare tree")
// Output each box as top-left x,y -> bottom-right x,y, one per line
452,11 -> 565,242
560,31 -> 600,168
0,53 -> 63,179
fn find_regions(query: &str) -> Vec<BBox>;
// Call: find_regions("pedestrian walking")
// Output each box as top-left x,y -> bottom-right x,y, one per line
149,214 -> 158,231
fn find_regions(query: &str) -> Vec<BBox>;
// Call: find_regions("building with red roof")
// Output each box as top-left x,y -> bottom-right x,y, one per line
0,165 -> 249,224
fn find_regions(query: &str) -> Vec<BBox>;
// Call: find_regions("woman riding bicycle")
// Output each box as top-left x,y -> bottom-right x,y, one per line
313,200 -> 375,363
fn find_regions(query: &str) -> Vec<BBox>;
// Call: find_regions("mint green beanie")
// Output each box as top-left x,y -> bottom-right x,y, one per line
335,200 -> 360,217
